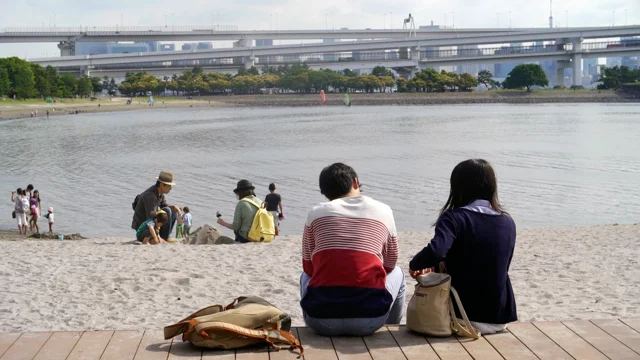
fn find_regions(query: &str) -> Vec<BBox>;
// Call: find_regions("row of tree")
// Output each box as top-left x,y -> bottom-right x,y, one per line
1,56 -> 558,98
117,64 -> 401,96
0,57 -> 116,99
597,66 -> 640,89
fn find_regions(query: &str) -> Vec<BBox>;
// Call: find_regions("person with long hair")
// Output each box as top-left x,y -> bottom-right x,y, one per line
409,159 -> 517,335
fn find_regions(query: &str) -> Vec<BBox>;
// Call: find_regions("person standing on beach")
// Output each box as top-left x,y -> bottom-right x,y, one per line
29,190 -> 42,233
264,183 -> 283,235
132,171 -> 182,241
11,189 -> 29,235
299,163 -> 405,336
409,159 -> 517,335
182,207 -> 192,238
26,184 -> 34,200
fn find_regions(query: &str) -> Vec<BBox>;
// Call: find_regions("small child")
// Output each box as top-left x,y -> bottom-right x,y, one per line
136,210 -> 168,245
182,207 -> 192,238
176,211 -> 185,239
44,207 -> 54,233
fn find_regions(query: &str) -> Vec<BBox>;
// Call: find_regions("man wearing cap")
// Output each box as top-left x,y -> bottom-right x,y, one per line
132,171 -> 182,241
217,179 -> 262,243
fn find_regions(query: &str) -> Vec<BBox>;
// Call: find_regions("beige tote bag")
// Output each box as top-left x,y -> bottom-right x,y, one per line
406,272 -> 481,339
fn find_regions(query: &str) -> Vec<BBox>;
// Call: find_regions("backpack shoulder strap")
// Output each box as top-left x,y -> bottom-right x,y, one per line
449,287 -> 481,339
241,198 -> 263,209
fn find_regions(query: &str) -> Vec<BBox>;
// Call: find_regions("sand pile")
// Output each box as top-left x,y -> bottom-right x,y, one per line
182,224 -> 235,245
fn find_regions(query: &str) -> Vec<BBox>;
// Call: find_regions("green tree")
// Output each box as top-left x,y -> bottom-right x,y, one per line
597,66 -> 640,89
0,67 -> 11,96
30,64 -> 51,97
371,66 -> 394,79
76,77 -> 92,97
396,77 -> 408,92
477,70 -> 494,89
458,73 -> 479,92
503,64 -> 549,91
91,77 -> 104,94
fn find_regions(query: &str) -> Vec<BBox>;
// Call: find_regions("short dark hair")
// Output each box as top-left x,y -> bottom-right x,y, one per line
154,211 -> 169,224
319,163 -> 359,201
26,184 -> 34,191
16,188 -> 23,195
439,159 -> 506,218
269,183 -> 276,191
237,189 -> 256,200
183,206 -> 190,213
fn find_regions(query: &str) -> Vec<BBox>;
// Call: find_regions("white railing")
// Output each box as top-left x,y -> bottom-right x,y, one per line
1,25 -> 239,34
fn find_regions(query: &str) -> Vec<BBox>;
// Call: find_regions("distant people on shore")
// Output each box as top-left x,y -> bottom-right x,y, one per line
11,189 -> 30,235
131,171 -> 182,242
44,207 -> 55,233
299,163 -> 404,336
136,210 -> 169,245
409,159 -> 517,335
182,207 -> 192,238
264,183 -> 284,235
217,180 -> 263,243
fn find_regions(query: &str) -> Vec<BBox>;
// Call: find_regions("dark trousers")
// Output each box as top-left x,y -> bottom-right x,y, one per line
158,206 -> 177,240
234,231 -> 250,243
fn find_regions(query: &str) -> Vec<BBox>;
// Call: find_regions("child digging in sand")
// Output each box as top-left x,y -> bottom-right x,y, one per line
136,210 -> 168,245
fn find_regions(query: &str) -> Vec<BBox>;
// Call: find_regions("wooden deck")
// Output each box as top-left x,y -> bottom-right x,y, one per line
1,319 -> 639,360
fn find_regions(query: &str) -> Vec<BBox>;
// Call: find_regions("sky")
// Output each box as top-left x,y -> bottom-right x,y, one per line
0,0 -> 639,58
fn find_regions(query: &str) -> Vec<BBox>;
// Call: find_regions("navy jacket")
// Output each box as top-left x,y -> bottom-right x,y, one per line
410,208 -> 517,324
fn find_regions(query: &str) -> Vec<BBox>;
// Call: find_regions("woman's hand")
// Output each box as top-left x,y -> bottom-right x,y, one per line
410,267 -> 435,279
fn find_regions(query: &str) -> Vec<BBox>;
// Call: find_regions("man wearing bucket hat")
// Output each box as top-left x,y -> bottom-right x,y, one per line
217,179 -> 262,243
132,171 -> 182,241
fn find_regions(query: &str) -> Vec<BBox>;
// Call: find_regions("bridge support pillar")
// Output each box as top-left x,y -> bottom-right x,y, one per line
58,41 -> 76,56
233,38 -> 253,68
244,55 -> 256,69
556,67 -> 565,87
571,39 -> 583,87
411,47 -> 421,61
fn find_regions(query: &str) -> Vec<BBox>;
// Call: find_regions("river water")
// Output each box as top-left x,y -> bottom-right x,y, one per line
1,104 -> 639,238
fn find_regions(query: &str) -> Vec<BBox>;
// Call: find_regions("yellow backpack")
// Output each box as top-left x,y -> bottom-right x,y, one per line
241,198 -> 276,242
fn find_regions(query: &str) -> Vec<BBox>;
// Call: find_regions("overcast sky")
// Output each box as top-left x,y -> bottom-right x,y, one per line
0,0 -> 638,58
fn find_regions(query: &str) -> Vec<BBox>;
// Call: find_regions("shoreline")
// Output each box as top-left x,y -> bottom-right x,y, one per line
1,91 -> 638,121
0,223 -> 638,332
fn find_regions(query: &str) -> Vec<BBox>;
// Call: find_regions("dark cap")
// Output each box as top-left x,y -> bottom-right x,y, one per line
233,180 -> 255,193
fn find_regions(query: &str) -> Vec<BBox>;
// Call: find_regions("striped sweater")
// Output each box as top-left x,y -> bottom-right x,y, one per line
301,195 -> 399,319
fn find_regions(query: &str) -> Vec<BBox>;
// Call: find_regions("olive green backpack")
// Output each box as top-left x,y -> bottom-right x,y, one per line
164,296 -> 303,357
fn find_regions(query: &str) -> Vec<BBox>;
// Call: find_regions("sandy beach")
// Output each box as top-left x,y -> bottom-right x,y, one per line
1,91 -> 638,121
0,224 -> 638,332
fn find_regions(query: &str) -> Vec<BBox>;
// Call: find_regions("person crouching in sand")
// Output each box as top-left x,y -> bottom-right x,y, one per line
136,210 -> 169,245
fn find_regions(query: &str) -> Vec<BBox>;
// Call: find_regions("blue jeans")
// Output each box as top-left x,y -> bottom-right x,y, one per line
300,266 -> 406,336
158,206 -> 177,240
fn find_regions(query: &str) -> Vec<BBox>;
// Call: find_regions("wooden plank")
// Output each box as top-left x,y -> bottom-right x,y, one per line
101,330 -> 145,360
331,336 -> 372,360
362,327 -> 406,360
201,348 -> 235,360
33,331 -> 82,360
66,330 -> 114,360
508,322 -> 572,360
592,319 -> 640,355
134,330 -> 172,360
483,331 -> 538,360
426,336 -> 472,360
234,344 -> 269,360
0,332 -> 52,360
269,328 -> 304,360
0,333 -> 21,358
457,337 -> 504,360
621,318 -> 640,333
386,326 -> 438,360
563,320 -> 640,360
533,321 -> 607,360
296,327 -> 338,360
167,338 -> 203,359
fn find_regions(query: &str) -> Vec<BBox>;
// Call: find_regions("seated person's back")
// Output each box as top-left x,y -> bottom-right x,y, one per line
300,163 -> 405,337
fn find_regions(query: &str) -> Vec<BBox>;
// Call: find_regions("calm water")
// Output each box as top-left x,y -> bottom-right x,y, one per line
1,104 -> 639,238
